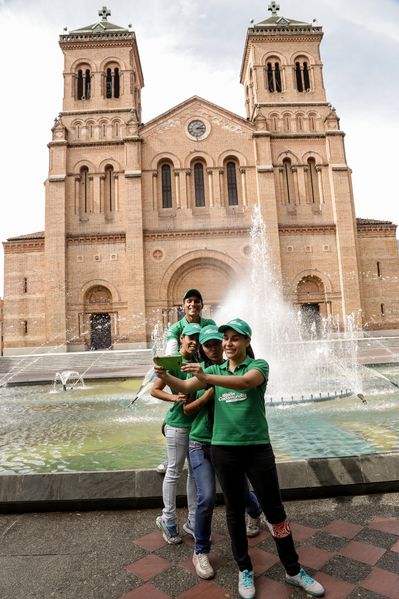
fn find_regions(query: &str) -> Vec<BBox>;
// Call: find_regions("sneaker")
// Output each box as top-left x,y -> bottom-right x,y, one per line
182,521 -> 196,540
238,569 -> 255,599
192,551 -> 214,579
156,462 -> 167,474
156,516 -> 182,545
286,568 -> 325,597
246,515 -> 261,537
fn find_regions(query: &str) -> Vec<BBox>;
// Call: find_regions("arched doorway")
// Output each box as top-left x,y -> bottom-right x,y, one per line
297,275 -> 325,337
84,285 -> 113,350
165,258 -> 237,326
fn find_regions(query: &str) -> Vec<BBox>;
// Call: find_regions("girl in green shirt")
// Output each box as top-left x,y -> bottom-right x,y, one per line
154,318 -> 325,599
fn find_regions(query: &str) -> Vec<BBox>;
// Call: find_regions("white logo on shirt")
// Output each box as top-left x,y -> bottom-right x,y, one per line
219,392 -> 247,403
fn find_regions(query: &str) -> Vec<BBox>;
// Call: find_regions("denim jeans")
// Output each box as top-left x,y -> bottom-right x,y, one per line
162,424 -> 196,527
189,440 -> 215,553
189,440 -> 262,554
211,443 -> 299,574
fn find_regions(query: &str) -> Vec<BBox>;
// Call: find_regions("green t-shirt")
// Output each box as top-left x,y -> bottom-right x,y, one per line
206,357 -> 270,446
164,359 -> 196,429
166,316 -> 216,342
189,362 -> 214,443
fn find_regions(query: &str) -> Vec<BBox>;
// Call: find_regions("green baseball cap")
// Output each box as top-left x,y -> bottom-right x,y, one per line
183,289 -> 203,302
218,318 -> 252,338
182,322 -> 202,336
199,326 -> 223,345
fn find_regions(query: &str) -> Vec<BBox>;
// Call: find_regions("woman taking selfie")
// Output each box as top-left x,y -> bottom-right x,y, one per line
154,318 -> 325,599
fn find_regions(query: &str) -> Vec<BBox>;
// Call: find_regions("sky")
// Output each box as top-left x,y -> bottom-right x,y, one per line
0,0 -> 398,296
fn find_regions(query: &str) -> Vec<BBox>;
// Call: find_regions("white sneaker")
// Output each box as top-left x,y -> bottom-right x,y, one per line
238,569 -> 255,599
182,521 -> 196,539
156,462 -> 167,474
192,552 -> 214,579
246,515 -> 261,537
286,568 -> 325,597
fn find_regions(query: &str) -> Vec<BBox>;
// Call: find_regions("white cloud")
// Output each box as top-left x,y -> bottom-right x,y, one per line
0,0 -> 398,295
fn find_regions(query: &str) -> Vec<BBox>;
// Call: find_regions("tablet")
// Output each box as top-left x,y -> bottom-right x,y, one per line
154,355 -> 183,370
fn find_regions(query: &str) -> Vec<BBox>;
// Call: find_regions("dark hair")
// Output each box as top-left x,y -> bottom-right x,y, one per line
246,343 -> 255,359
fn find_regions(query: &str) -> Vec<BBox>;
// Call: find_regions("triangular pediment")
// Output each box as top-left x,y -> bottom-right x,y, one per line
142,96 -> 252,137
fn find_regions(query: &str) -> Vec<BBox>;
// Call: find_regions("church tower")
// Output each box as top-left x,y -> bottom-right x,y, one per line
44,7 -> 146,350
242,2 -> 362,323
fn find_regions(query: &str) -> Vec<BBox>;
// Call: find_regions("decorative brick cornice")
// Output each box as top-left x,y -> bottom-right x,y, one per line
144,228 -> 250,241
278,224 -> 336,235
3,239 -> 44,253
68,140 -> 124,148
66,233 -> 126,245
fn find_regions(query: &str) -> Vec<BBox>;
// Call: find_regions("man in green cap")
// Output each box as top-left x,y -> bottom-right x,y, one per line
164,289 -> 216,355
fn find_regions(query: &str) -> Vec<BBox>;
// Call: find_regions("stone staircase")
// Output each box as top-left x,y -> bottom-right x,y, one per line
0,349 -> 153,385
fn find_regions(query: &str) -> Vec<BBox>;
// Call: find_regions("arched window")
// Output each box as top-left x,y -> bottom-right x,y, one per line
79,166 -> 89,216
194,163 -> 205,207
104,165 -> 115,213
76,68 -> 91,100
161,163 -> 172,208
283,114 -> 291,131
270,113 -> 279,131
226,161 -> 238,206
295,59 -> 311,92
309,113 -> 317,131
306,158 -> 320,203
266,61 -> 282,93
282,158 -> 295,204
105,66 -> 120,98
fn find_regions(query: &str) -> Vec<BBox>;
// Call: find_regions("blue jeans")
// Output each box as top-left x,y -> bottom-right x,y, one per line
189,440 -> 262,554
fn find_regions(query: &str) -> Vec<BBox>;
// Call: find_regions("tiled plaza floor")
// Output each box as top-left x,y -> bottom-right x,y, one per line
1,493 -> 398,599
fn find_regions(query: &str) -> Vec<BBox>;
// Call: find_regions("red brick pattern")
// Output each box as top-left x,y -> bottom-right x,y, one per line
119,512 -> 399,599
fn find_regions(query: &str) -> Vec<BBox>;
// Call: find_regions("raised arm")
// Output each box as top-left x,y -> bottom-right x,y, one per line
182,363 -> 265,391
153,362 -> 205,394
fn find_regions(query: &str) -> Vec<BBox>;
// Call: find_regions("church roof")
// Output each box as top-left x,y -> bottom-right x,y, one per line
356,218 -> 394,226
64,6 -> 131,38
6,232 -> 45,241
251,2 -> 315,30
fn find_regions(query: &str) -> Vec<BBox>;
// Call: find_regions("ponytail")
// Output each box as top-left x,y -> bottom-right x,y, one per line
246,343 -> 255,359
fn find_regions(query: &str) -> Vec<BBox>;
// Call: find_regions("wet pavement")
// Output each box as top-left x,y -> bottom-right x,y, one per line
1,492 -> 398,599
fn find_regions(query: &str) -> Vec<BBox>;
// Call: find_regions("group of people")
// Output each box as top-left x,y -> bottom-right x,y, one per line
151,289 -> 325,599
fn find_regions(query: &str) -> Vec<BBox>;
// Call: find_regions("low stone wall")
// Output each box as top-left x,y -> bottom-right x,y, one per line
1,453 -> 398,512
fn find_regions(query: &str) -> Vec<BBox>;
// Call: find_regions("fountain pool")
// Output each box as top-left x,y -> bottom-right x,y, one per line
1,364 -> 398,474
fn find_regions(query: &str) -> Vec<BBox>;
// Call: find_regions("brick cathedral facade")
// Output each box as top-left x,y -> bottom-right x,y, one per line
2,5 -> 399,355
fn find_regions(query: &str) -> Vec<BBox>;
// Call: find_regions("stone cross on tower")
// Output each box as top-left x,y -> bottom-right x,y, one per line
98,6 -> 111,20
268,1 -> 280,16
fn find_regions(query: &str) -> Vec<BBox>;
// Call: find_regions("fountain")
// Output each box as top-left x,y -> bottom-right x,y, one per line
214,207 -> 363,404
52,370 -> 85,392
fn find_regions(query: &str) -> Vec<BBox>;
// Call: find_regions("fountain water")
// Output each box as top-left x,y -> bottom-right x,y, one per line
215,207 -> 363,404
52,370 -> 85,392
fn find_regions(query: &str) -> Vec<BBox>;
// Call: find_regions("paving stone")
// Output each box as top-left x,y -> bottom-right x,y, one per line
248,546 -> 279,574
369,517 -> 399,536
151,565 -> 198,597
354,527 -> 399,549
290,521 -> 318,542
297,543 -> 334,569
339,541 -> 386,565
347,589 -> 390,599
288,511 -> 335,529
257,535 -> 279,554
118,582 -> 171,599
308,530 -> 349,552
255,575 -> 294,598
134,531 -> 168,552
390,539 -> 399,553
324,519 -> 363,539
321,555 -> 372,584
361,567 -> 399,599
375,550 -> 399,575
126,554 -> 171,581
175,580 -> 230,599
312,571 -> 355,598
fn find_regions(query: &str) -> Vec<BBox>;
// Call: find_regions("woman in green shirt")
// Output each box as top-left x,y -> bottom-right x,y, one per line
154,318 -> 325,599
